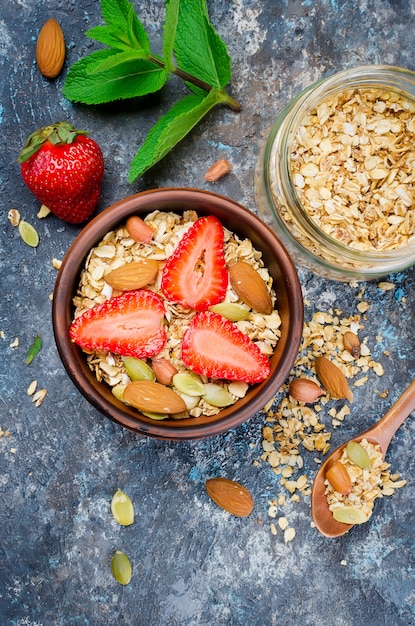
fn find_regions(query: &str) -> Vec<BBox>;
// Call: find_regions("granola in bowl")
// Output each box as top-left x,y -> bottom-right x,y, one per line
71,209 -> 282,420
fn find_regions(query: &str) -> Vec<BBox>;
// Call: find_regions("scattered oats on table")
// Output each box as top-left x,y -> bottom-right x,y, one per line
261,304 -> 387,537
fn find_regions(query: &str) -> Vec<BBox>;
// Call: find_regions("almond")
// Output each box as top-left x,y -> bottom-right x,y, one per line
123,380 -> 187,414
104,260 -> 159,291
151,358 -> 178,386
325,461 -> 352,495
126,216 -> 154,243
288,378 -> 323,403
205,477 -> 254,517
315,356 -> 354,402
343,331 -> 361,358
229,261 -> 273,315
204,158 -> 231,182
36,18 -> 65,79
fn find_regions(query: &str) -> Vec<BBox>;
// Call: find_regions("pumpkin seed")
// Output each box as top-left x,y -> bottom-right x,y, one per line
202,383 -> 234,407
172,372 -> 205,396
346,440 -> 371,469
18,220 -> 39,247
112,384 -> 127,402
141,410 -> 168,420
111,489 -> 134,526
111,550 -> 132,585
177,392 -> 200,410
209,303 -> 250,321
123,356 -> 155,381
332,506 -> 369,525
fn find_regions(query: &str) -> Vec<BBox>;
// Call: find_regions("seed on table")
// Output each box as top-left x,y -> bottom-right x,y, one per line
111,550 -> 132,585
111,489 -> 134,526
18,220 -> 39,247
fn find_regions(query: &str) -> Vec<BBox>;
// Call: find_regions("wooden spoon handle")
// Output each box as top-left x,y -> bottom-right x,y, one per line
361,379 -> 415,453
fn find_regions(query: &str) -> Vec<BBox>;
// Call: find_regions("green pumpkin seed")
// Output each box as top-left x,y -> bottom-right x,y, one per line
111,550 -> 132,585
112,384 -> 127,402
172,372 -> 205,396
346,441 -> 371,469
177,392 -> 200,410
111,489 -> 134,526
141,410 -> 168,420
209,303 -> 250,321
202,383 -> 235,407
18,220 -> 39,248
123,356 -> 155,381
332,506 -> 369,525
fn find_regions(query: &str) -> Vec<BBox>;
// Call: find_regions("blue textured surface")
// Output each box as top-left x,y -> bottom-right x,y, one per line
1,1 -> 414,625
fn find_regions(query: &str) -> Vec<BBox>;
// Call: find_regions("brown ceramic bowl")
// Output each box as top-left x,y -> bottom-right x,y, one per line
52,188 -> 303,440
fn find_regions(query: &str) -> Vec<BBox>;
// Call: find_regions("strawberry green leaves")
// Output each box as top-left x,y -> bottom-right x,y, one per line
63,0 -> 240,182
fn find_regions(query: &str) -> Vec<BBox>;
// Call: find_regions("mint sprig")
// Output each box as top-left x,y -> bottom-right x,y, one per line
62,0 -> 240,182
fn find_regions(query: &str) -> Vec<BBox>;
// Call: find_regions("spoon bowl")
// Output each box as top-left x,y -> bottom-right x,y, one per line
311,380 -> 415,537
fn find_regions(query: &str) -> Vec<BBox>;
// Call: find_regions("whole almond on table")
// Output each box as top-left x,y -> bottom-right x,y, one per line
289,378 -> 323,403
36,18 -> 65,79
315,356 -> 354,402
229,261 -> 273,315
104,260 -> 159,291
205,477 -> 254,517
204,158 -> 232,182
343,331 -> 361,358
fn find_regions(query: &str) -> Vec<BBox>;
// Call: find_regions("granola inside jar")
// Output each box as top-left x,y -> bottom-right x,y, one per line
255,65 -> 415,281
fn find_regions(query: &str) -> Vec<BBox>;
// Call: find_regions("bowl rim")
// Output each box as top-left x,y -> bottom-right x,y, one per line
52,187 -> 304,440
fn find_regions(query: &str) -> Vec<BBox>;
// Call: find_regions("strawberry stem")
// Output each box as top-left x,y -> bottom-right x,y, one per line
18,122 -> 88,163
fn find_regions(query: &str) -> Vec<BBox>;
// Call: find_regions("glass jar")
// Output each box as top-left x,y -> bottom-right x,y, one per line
255,65 -> 415,281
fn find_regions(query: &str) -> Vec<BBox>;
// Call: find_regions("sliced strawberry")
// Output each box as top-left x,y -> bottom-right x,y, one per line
69,290 -> 166,358
161,215 -> 228,311
181,311 -> 271,383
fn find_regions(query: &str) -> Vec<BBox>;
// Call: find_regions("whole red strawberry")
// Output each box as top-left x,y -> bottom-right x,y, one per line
18,121 -> 104,224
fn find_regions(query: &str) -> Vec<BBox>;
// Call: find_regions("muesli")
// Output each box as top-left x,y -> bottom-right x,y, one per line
71,210 -> 281,419
325,438 -> 406,524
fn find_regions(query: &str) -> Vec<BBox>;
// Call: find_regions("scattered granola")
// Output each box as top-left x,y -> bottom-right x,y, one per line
73,210 -> 281,419
261,305 -> 388,537
32,388 -> 47,407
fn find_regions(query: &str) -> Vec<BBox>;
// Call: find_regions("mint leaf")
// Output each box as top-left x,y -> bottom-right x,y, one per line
172,0 -> 231,89
63,50 -> 168,104
86,49 -> 149,74
162,0 -> 180,72
100,0 -> 150,51
128,89 -> 221,182
86,26 -> 130,50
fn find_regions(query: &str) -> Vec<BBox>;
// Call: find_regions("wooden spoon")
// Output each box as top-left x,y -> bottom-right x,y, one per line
311,380 -> 415,537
